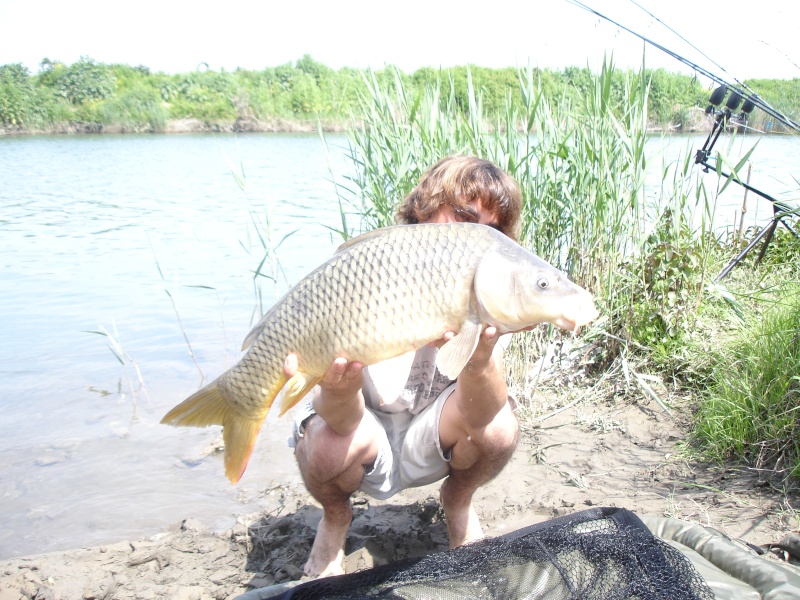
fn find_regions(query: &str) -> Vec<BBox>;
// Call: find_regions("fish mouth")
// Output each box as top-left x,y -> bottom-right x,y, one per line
550,316 -> 580,333
550,306 -> 600,333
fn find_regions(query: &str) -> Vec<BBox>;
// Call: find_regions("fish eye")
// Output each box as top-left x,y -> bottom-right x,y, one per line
537,277 -> 549,289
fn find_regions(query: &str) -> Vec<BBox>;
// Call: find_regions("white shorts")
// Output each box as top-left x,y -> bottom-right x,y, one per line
290,383 -> 456,500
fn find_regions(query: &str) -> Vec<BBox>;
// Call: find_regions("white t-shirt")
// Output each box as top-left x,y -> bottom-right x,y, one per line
361,346 -> 452,415
361,334 -> 511,415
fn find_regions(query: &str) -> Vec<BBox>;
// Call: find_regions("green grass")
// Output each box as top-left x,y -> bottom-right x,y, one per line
693,283 -> 800,476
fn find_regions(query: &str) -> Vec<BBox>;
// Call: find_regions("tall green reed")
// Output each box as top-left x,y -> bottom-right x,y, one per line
334,68 -> 522,237
332,60 -> 715,387
85,321 -> 148,414
225,152 -> 297,323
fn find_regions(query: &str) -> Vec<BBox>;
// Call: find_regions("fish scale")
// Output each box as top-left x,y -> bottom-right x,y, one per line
162,222 -> 598,482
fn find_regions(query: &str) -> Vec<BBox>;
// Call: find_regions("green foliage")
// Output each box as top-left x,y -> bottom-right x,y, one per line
646,68 -> 707,125
295,54 -> 334,83
0,63 -> 29,86
0,63 -> 60,127
290,72 -> 324,114
619,145 -> 713,369
758,220 -> 800,271
1,54 -> 772,132
99,83 -> 168,131
693,284 -> 800,476
746,77 -> 800,104
742,77 -> 800,131
0,63 -> 32,125
626,210 -> 705,354
443,66 -> 522,117
54,56 -> 116,104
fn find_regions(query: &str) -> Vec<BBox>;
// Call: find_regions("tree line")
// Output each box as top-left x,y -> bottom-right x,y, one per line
0,54 -> 797,133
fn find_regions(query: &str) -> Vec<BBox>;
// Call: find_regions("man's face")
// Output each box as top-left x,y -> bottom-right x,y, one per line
424,198 -> 500,230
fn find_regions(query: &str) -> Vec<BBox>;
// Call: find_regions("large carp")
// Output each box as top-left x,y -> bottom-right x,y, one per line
162,222 -> 598,482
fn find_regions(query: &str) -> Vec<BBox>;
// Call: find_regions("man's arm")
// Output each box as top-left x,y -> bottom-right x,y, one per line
284,323 -> 517,439
453,326 -> 508,429
283,355 -> 365,437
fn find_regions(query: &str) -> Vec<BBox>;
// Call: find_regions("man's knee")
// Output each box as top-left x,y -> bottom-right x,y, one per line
448,401 -> 518,472
297,416 -> 346,482
296,413 -> 379,486
482,401 -> 519,461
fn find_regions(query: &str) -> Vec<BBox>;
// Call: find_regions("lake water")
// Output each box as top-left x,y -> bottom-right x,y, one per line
1,131 -> 798,560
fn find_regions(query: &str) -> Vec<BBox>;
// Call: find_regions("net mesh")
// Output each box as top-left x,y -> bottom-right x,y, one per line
268,507 -> 713,599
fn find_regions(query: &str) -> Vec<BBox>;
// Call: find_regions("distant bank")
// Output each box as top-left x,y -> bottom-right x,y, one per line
0,117 -> 349,136
3,55 -> 797,137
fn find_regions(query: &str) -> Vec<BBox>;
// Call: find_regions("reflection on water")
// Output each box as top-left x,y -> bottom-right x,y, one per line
0,131 -> 797,559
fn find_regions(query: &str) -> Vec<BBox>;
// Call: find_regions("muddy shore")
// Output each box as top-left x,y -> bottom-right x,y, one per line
1,392 -> 797,600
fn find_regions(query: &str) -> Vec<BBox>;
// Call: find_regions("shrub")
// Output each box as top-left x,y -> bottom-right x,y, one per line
100,83 -> 168,131
55,56 -> 116,104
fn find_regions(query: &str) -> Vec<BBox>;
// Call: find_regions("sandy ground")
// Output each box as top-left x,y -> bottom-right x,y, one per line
2,392 -> 798,600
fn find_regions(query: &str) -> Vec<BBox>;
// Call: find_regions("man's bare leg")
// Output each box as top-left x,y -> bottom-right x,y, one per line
302,487 -> 352,578
295,413 -> 379,577
439,401 -> 518,548
440,473 -> 486,547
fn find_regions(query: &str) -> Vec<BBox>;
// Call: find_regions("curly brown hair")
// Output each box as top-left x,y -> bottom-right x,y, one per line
395,155 -> 522,240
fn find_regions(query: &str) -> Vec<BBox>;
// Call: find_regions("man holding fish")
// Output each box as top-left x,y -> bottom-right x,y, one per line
162,155 -> 598,579
283,156 -> 594,577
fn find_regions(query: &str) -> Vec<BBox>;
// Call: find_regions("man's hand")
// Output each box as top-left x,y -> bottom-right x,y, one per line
284,354 -> 365,402
428,326 -> 501,372
465,326 -> 500,371
284,354 -> 365,436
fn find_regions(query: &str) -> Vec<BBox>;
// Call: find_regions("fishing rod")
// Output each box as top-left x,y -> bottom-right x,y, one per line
566,0 -> 800,132
567,0 -> 800,279
695,83 -> 799,280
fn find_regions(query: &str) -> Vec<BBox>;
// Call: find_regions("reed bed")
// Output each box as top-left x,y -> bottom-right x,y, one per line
332,60 -> 715,388
330,60 -> 800,477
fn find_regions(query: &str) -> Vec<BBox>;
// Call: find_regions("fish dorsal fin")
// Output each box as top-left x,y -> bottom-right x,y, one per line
436,319 -> 483,380
241,312 -> 270,350
334,226 -> 394,254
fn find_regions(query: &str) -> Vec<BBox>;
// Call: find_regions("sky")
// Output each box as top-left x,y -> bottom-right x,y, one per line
1,0 -> 799,84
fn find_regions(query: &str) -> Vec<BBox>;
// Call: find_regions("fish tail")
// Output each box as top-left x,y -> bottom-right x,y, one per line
161,380 -> 229,428
161,380 -> 268,484
221,412 -> 266,484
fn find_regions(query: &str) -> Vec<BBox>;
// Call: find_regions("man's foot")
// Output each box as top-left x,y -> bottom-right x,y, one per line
304,509 -> 352,578
440,477 -> 485,548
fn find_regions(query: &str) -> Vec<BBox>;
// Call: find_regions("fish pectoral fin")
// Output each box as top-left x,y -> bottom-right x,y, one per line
222,413 -> 265,484
436,319 -> 483,380
278,371 -> 323,417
